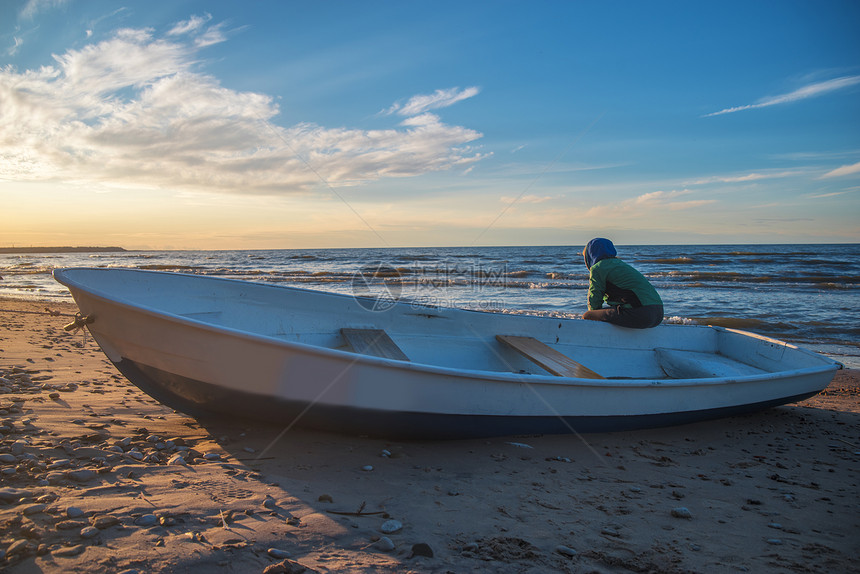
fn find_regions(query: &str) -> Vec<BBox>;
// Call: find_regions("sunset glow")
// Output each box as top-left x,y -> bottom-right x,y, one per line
2,1 -> 858,249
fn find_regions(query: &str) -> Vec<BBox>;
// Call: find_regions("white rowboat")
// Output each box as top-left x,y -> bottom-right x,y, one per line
54,268 -> 841,438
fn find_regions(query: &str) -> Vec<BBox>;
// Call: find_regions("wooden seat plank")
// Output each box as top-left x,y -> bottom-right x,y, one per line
341,328 -> 409,361
496,335 -> 603,379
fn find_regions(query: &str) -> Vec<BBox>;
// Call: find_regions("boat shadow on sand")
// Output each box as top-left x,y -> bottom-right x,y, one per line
180,377 -> 858,573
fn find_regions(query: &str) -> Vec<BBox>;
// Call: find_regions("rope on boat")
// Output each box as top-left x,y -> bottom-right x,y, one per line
63,313 -> 94,333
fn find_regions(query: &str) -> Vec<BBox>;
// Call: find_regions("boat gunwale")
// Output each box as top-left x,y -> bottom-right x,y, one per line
705,324 -> 843,367
53,267 -> 841,390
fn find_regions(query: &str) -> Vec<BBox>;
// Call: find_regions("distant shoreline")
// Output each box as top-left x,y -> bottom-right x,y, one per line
0,246 -> 127,254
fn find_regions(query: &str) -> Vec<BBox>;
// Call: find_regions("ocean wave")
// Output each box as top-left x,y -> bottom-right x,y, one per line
357,265 -> 401,278
138,264 -> 210,271
446,253 -> 486,259
506,269 -> 535,278
813,282 -> 853,290
800,323 -> 860,338
525,282 -> 580,290
0,283 -> 41,291
711,250 -> 792,257
402,254 -> 440,262
660,270 -> 744,280
647,250 -> 860,268
654,270 -> 860,285
663,316 -> 698,325
0,267 -> 51,276
481,307 -> 581,320
638,257 -> 694,264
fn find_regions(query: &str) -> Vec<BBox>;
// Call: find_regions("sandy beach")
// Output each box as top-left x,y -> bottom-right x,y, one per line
1,297 -> 858,573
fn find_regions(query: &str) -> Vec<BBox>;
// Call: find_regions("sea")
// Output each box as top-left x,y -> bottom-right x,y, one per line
2,244 -> 858,368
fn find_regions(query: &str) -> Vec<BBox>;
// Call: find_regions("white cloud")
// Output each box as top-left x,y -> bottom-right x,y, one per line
167,14 -> 213,36
166,14 -> 228,47
0,21 -> 485,194
633,189 -> 691,204
19,0 -> 68,20
705,75 -> 860,117
583,189 -> 715,217
7,37 -> 23,57
194,23 -> 229,47
500,194 -> 553,204
807,188 -> 857,199
689,169 -> 807,185
820,161 -> 860,179
386,86 -> 480,116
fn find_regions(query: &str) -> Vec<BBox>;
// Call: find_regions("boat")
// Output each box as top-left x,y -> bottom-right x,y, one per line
53,268 -> 841,438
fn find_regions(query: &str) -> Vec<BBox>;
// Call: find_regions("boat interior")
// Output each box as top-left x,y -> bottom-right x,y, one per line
172,297 -> 802,381
61,268 -> 832,382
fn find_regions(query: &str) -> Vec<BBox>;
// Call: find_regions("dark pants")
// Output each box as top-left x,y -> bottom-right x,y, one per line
582,304 -> 663,329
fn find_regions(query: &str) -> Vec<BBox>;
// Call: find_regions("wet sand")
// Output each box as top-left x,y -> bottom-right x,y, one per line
1,298 -> 858,573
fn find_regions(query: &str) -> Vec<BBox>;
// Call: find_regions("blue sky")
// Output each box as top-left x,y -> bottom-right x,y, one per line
2,0 -> 858,249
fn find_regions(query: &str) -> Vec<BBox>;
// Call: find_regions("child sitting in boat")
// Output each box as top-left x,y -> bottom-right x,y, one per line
581,238 -> 663,329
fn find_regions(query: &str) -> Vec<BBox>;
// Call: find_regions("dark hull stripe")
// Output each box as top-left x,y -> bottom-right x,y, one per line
114,358 -> 818,439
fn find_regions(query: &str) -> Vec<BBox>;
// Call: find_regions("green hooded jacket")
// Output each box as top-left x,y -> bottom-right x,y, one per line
587,257 -> 663,311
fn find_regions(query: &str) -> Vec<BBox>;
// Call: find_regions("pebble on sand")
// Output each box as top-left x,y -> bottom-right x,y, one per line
22,503 -> 47,515
56,520 -> 88,531
379,519 -> 402,534
167,453 -> 188,466
671,507 -> 693,519
80,526 -> 99,539
262,558 -> 320,574
92,515 -> 120,529
0,488 -> 29,502
67,468 -> 96,482
556,544 -> 577,557
409,542 -> 433,558
5,539 -> 31,557
53,544 -> 85,557
126,450 -> 144,461
134,514 -> 158,527
374,536 -> 395,552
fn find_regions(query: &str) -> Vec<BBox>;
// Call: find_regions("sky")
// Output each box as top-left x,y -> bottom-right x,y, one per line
1,0 -> 859,249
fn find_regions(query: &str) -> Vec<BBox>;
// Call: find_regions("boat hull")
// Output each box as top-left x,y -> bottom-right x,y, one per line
53,268 -> 840,438
111,356 -> 820,438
